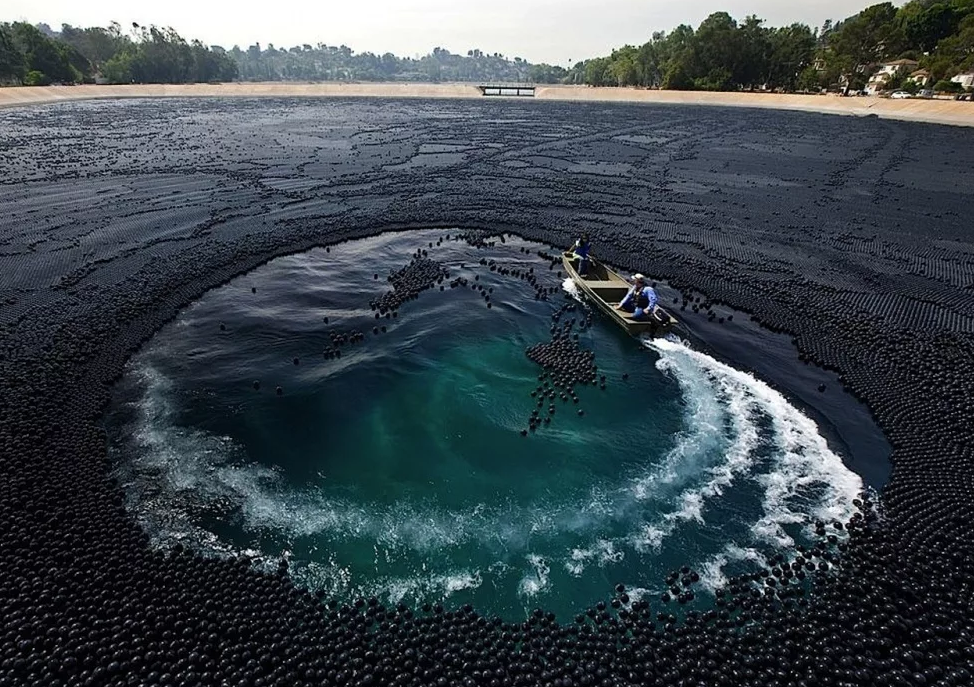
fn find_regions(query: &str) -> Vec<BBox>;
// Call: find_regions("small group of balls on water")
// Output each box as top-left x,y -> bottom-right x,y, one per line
324,329 -> 367,358
521,302 -> 607,435
447,273 -> 495,309
479,257 -> 560,302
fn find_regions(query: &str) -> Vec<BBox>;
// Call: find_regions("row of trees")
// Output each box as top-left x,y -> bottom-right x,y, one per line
569,1 -> 974,92
0,21 -> 532,86
0,22 -> 237,86
230,44 -> 531,82
0,23 -> 91,85
3,2 -> 972,90
568,17 -> 819,92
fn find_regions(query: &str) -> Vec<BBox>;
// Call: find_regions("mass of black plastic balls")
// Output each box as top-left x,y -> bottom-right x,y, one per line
521,303 -> 602,435
370,255 -> 450,314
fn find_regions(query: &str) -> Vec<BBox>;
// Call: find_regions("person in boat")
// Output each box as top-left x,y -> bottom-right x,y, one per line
571,234 -> 592,276
616,274 -> 658,320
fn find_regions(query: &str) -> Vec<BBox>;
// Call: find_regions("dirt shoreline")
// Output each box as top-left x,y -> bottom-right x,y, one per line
2,81 -> 973,126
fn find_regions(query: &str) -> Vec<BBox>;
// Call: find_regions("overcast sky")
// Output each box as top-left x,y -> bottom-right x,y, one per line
7,0 -> 876,64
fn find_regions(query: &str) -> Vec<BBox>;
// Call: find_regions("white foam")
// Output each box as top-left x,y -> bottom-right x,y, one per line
517,554 -> 551,598
375,569 -> 484,605
697,544 -> 768,594
565,539 -> 624,576
562,277 -> 581,300
621,586 -> 654,604
641,336 -> 863,551
630,347 -> 728,502
630,339 -> 762,551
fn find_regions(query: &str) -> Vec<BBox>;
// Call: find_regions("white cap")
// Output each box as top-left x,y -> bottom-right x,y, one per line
633,273 -> 646,281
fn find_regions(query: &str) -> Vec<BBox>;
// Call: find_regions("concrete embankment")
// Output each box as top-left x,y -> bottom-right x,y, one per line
2,82 -> 972,127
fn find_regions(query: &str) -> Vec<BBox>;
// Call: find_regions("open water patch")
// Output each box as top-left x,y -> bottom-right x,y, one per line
107,229 -> 868,619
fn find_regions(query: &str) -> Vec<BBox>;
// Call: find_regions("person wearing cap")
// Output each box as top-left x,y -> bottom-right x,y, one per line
616,274 -> 658,320
571,234 -> 592,276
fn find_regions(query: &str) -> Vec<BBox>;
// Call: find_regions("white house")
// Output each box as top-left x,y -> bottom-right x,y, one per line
951,72 -> 974,90
865,59 -> 919,95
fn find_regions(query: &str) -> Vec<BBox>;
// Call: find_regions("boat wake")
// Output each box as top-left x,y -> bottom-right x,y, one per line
637,335 -> 861,551
111,280 -> 862,614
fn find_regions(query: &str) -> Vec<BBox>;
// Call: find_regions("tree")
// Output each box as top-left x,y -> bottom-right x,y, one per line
8,22 -> 79,83
23,69 -> 49,85
102,49 -> 135,83
898,1 -> 963,53
933,12 -> 974,72
692,12 -> 741,89
797,65 -> 824,92
0,24 -> 26,83
933,78 -> 963,91
528,63 -> 567,83
662,57 -> 694,90
584,57 -> 611,86
767,24 -> 816,90
738,15 -> 771,88
608,46 -> 638,86
829,3 -> 901,73
635,39 -> 662,87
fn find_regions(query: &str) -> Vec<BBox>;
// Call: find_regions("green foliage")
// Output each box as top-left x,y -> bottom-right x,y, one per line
797,66 -> 825,92
228,43 -> 530,82
933,78 -> 964,90
829,3 -> 903,67
0,24 -> 26,83
576,0 -> 974,92
102,50 -> 135,84
577,12 -> 815,91
527,63 -> 567,84
6,22 -> 82,84
23,69 -> 48,86
662,59 -> 694,90
0,21 -> 235,86
898,1 -> 964,52
768,24 -> 817,90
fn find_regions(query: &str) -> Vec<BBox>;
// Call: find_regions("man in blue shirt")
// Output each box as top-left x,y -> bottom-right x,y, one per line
616,274 -> 658,320
571,234 -> 592,276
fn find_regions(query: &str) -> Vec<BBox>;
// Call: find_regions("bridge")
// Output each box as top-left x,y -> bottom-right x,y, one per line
478,84 -> 536,97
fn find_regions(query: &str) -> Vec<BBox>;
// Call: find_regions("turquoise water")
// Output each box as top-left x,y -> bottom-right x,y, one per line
107,230 -> 863,620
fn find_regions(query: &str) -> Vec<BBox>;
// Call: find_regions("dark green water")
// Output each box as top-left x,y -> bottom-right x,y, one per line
107,230 -> 863,620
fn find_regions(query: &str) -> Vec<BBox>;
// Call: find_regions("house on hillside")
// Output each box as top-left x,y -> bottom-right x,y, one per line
864,59 -> 919,95
951,71 -> 974,90
907,69 -> 931,87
